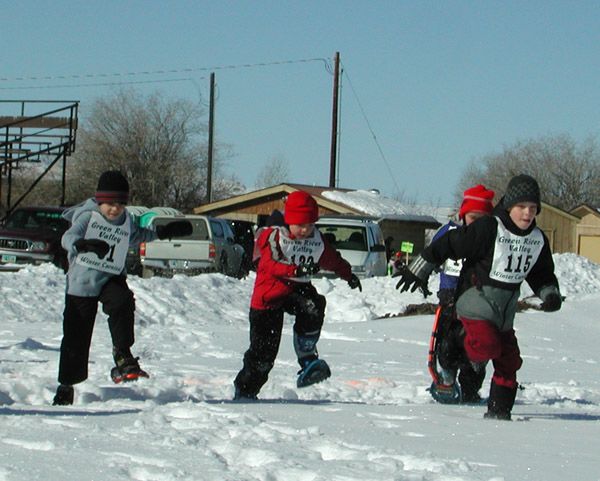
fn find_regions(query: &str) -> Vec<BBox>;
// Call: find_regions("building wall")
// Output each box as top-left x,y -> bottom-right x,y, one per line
378,219 -> 430,257
573,211 -> 600,263
536,209 -> 578,254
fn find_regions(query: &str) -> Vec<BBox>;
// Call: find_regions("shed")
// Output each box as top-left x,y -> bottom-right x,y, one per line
570,204 -> 600,263
535,202 -> 580,255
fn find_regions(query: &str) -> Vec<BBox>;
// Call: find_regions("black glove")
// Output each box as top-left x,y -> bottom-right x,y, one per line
348,274 -> 362,292
74,238 -> 110,259
395,255 -> 435,298
296,260 -> 320,277
156,220 -> 193,240
541,292 -> 562,312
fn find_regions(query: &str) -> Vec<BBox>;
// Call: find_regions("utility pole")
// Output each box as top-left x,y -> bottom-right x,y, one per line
329,51 -> 340,188
206,72 -> 215,203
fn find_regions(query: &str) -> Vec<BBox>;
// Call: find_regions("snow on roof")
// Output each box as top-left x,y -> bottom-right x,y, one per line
321,189 -> 453,224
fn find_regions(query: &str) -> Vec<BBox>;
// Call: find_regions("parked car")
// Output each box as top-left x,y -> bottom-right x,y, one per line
225,218 -> 256,272
316,215 -> 387,278
0,206 -> 69,271
139,215 -> 247,278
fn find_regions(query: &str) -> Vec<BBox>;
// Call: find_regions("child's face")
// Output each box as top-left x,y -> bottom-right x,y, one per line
463,211 -> 486,226
508,202 -> 537,230
289,223 -> 315,239
99,202 -> 126,221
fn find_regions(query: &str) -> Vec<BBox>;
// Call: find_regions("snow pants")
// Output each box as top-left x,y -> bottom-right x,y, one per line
459,317 -> 522,389
234,283 -> 326,396
436,305 -> 486,397
58,275 -> 136,385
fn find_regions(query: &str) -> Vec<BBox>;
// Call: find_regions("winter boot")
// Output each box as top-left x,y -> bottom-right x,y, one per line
297,357 -> 331,388
53,384 -> 74,406
111,347 -> 149,384
233,385 -> 258,401
484,381 -> 517,420
458,362 -> 487,404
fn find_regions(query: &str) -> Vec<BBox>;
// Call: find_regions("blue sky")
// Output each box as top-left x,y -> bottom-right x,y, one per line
2,1 -> 599,205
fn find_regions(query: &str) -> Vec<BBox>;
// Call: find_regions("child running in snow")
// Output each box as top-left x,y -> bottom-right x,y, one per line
396,174 -> 562,420
428,184 -> 495,404
233,190 -> 362,400
53,171 -> 192,405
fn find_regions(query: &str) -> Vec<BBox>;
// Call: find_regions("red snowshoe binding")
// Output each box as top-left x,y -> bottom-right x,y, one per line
111,356 -> 149,384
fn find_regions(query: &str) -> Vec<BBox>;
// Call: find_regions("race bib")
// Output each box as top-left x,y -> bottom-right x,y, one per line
278,228 -> 325,266
489,217 -> 544,284
442,258 -> 463,277
76,211 -> 131,274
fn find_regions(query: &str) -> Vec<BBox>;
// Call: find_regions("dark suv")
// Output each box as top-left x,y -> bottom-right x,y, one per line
0,206 -> 69,271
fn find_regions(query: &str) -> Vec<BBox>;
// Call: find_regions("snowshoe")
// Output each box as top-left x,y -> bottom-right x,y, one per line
429,381 -> 462,404
52,384 -> 74,406
428,307 -> 455,382
110,356 -> 149,384
297,358 -> 331,388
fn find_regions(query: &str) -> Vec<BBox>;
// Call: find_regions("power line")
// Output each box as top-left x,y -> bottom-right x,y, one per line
0,77 -> 196,91
0,57 -> 330,83
340,63 -> 402,197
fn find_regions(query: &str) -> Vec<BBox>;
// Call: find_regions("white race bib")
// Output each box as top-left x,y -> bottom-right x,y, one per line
489,217 -> 544,284
442,258 -> 463,277
76,211 -> 131,274
278,228 -> 325,266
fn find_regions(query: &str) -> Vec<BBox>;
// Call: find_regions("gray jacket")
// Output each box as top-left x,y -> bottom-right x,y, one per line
61,199 -> 157,296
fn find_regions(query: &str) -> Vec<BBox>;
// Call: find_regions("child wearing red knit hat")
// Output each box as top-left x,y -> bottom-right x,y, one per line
427,184 -> 495,404
233,190 -> 362,400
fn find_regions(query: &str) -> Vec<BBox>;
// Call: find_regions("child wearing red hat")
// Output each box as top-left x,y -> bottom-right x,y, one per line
397,175 -> 561,420
233,190 -> 362,400
427,184 -> 495,404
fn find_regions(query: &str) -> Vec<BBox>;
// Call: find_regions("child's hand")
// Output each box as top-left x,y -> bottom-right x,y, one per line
74,239 -> 110,259
541,292 -> 562,312
347,274 -> 362,292
395,256 -> 435,296
296,261 -> 320,277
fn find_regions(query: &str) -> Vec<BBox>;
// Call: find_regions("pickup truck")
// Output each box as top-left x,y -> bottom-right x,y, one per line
0,206 -> 69,272
139,214 -> 247,278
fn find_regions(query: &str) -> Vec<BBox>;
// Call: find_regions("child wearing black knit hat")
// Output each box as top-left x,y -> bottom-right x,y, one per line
396,174 -> 561,420
53,170 -> 192,406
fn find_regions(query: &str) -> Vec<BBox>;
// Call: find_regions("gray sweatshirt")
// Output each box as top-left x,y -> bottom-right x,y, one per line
61,199 -> 157,296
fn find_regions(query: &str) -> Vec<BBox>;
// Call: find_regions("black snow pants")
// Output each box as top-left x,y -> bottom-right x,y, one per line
234,283 -> 326,397
57,275 -> 135,385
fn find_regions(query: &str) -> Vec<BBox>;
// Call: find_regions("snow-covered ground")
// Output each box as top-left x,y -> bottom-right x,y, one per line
1,253 -> 599,481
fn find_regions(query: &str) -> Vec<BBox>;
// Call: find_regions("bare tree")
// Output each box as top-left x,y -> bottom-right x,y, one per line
65,89 -> 241,211
254,154 -> 290,189
457,133 -> 600,210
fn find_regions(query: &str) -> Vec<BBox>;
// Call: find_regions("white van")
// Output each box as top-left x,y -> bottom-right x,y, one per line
316,216 -> 387,278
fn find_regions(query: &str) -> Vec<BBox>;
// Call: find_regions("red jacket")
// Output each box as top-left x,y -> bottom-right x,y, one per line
250,226 -> 352,310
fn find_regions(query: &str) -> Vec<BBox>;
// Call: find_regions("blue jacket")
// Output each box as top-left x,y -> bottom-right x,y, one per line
433,221 -> 462,292
61,199 -> 157,296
